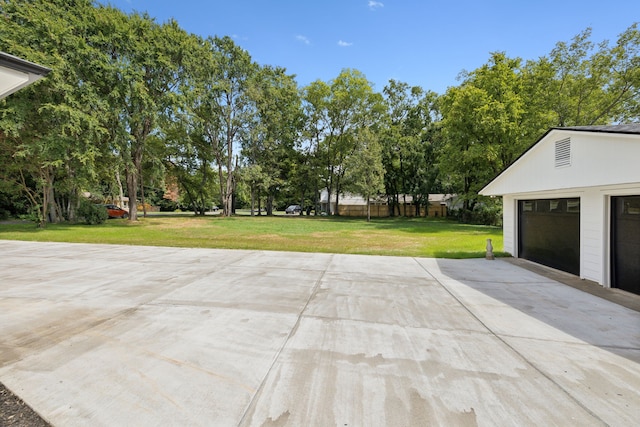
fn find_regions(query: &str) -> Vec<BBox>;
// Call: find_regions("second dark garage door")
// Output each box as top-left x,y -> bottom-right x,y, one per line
518,198 -> 580,275
611,196 -> 640,295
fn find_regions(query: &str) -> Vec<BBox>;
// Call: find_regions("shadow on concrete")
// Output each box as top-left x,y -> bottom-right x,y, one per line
431,257 -> 640,365
504,258 -> 640,313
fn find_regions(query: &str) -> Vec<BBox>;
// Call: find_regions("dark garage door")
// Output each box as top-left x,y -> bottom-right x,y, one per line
611,196 -> 640,295
518,198 -> 580,275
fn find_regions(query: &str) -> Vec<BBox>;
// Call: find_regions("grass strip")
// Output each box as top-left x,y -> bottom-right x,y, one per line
0,215 -> 504,259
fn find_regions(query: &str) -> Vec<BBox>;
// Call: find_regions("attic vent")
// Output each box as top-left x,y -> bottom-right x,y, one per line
555,138 -> 571,167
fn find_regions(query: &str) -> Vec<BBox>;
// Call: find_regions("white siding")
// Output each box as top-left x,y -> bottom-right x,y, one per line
581,189 -> 604,284
502,196 -> 516,256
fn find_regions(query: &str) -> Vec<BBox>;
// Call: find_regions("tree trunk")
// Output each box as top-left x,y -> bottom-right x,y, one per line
266,194 -> 274,216
140,169 -> 147,218
334,172 -> 342,216
232,156 -> 238,215
44,168 -> 60,224
224,172 -> 233,216
216,163 -> 226,215
314,181 -> 319,215
402,193 -> 407,217
126,163 -> 138,221
66,164 -> 77,222
18,170 -> 44,226
116,169 -> 125,208
394,193 -> 400,216
222,133 -> 235,217
250,186 -> 255,217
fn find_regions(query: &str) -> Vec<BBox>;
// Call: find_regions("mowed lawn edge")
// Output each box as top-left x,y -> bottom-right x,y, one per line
0,215 -> 505,259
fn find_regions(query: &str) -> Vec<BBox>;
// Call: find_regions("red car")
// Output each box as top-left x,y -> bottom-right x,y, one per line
103,204 -> 128,219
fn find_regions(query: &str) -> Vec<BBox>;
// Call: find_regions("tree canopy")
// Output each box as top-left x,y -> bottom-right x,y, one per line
1,1 -> 637,224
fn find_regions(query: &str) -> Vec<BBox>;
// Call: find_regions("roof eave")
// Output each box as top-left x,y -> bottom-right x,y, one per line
0,51 -> 51,76
0,51 -> 51,99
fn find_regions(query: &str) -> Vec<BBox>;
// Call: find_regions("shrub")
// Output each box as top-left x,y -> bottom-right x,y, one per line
449,202 -> 502,226
77,200 -> 108,224
470,203 -> 502,226
158,198 -> 179,212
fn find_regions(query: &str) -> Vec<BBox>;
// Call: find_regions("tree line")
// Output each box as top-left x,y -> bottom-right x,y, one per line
1,0 -> 638,225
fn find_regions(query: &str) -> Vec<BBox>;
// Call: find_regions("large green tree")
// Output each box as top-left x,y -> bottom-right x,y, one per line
242,65 -> 302,215
439,52 -> 528,216
381,80 -> 439,216
308,69 -> 383,214
0,0 -> 108,225
2,1 -> 637,229
524,24 -> 640,127
93,8 -> 193,220
162,114 -> 218,215
438,24 -> 640,223
300,80 -> 331,213
343,129 -> 385,221
186,36 -> 257,216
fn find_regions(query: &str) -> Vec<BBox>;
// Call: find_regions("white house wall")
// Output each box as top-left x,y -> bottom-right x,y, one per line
482,131 -> 640,196
502,196 -> 516,258
580,189 -> 603,283
502,183 -> 640,287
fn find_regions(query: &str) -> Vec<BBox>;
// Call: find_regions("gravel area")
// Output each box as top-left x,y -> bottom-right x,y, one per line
1,382 -> 50,427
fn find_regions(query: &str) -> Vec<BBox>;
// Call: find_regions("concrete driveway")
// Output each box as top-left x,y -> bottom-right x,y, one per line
1,240 -> 639,426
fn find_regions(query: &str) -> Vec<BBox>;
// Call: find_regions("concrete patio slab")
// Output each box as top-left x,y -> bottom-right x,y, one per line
1,240 -> 639,426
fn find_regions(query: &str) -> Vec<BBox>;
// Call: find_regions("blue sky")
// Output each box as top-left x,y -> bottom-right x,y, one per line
103,0 -> 638,94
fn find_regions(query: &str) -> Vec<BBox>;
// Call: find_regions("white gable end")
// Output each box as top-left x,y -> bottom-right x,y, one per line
481,129 -> 640,196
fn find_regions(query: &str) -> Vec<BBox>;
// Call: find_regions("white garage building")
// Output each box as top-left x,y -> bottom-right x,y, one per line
480,124 -> 640,296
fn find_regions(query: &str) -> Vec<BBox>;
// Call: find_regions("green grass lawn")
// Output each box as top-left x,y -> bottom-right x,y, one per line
0,215 -> 505,258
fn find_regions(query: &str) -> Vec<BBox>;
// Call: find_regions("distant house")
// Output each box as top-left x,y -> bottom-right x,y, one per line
118,196 -> 130,211
0,51 -> 50,99
319,190 -> 453,218
480,124 -> 640,296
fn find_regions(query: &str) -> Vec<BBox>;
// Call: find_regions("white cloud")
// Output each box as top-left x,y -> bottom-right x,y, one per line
296,35 -> 311,45
368,1 -> 384,10
338,40 -> 353,47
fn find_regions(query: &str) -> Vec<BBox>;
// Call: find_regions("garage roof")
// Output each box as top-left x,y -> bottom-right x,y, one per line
0,51 -> 51,99
559,124 -> 640,135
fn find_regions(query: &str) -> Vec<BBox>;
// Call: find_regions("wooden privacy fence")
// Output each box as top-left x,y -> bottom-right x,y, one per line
337,203 -> 447,218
